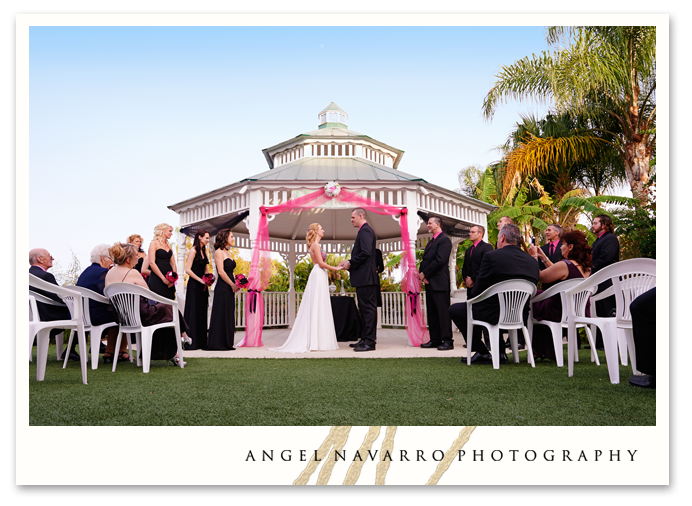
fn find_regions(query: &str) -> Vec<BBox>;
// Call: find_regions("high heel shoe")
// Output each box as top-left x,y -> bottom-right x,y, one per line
118,351 -> 131,362
181,335 -> 192,346
102,352 -> 114,364
171,355 -> 186,367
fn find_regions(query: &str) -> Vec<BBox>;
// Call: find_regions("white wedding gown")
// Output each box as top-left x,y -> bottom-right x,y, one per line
270,264 -> 339,353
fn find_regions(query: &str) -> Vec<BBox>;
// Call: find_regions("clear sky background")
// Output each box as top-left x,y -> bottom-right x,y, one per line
29,24 -> 559,271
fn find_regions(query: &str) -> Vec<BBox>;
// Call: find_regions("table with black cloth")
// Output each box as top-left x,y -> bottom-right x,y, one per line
330,296 -> 363,342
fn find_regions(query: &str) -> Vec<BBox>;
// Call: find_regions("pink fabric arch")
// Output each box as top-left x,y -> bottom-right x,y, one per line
235,187 -> 429,348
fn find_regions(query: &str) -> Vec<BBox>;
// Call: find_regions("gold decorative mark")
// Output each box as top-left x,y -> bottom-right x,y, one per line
343,426 -> 381,485
426,426 -> 477,485
293,426 -> 352,485
295,426 -> 476,485
375,426 -> 397,485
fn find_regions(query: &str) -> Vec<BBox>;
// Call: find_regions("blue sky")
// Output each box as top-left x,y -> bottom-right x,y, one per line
29,25 -> 576,269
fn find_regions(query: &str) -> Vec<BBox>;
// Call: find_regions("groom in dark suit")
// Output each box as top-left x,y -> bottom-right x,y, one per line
339,208 -> 379,352
418,216 -> 454,350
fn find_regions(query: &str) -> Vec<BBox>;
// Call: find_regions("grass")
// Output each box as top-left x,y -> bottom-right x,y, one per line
29,345 -> 655,426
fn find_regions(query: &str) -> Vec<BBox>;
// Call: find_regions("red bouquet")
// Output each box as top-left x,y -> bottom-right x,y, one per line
235,273 -> 249,288
165,271 -> 178,283
202,273 -> 215,291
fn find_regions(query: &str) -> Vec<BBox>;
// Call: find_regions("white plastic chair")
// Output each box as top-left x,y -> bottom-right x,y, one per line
530,278 -> 597,368
103,283 -> 184,373
29,290 -> 68,362
63,285 -> 129,371
565,258 -> 656,384
466,279 -> 537,369
29,274 -> 88,384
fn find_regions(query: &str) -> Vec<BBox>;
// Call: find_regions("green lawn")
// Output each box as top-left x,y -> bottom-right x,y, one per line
29,346 -> 655,426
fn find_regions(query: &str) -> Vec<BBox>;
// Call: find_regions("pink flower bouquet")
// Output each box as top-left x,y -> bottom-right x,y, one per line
165,271 -> 178,283
202,273 -> 215,291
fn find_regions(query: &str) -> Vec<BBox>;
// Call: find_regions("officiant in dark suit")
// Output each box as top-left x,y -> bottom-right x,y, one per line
448,224 -> 540,364
419,216 -> 454,350
340,208 -> 379,352
29,248 -> 78,361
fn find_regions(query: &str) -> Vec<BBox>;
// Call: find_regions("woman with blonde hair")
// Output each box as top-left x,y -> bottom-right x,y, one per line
270,223 -> 340,353
147,223 -> 177,301
105,242 -> 188,365
127,234 -> 151,277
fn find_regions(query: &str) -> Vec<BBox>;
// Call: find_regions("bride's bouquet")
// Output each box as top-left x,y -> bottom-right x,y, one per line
202,273 -> 215,291
324,181 -> 341,197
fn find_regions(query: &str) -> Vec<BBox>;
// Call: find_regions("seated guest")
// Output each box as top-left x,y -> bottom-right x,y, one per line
29,248 -> 77,361
449,224 -> 540,364
529,231 -> 591,361
127,234 -> 151,277
460,225 -> 493,348
104,242 -> 187,365
628,287 -> 656,389
76,244 -> 126,362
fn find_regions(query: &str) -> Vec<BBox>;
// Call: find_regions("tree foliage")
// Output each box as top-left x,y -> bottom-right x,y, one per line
483,26 -> 656,202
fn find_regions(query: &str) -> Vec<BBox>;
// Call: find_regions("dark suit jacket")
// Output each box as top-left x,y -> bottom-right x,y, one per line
469,245 -> 540,325
349,222 -> 378,287
591,232 -> 619,274
29,265 -> 71,321
591,232 -> 620,296
419,233 -> 452,292
539,241 -> 563,271
461,240 -> 493,284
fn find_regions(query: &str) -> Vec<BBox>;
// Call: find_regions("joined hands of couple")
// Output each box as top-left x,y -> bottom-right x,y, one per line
335,260 -> 350,271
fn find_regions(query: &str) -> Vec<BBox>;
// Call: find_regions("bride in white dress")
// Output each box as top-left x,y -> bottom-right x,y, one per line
270,223 -> 341,353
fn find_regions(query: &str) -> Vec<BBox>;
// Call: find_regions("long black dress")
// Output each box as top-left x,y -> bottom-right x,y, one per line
148,248 -> 176,301
144,249 -> 187,360
183,251 -> 210,350
207,257 -> 236,350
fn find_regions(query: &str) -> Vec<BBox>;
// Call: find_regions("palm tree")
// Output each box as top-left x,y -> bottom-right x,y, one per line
483,26 -> 656,203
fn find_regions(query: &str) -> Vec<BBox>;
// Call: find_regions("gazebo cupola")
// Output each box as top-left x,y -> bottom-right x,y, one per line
318,102 -> 348,129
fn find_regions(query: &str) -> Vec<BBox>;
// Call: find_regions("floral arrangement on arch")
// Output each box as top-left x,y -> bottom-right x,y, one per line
324,181 -> 341,197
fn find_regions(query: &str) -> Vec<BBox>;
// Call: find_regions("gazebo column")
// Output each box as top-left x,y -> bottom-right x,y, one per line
404,188 -> 420,268
288,241 -> 296,329
176,229 -> 187,294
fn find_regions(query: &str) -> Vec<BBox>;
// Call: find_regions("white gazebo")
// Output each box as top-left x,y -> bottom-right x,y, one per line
168,103 -> 496,329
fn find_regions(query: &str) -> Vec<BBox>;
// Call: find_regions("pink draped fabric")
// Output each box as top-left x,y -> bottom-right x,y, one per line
236,187 -> 429,348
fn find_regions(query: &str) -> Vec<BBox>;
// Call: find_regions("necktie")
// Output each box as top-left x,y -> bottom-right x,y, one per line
469,244 -> 475,258
549,243 -> 554,256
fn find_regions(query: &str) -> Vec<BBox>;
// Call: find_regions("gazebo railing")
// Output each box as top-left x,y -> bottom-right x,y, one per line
211,290 -> 454,329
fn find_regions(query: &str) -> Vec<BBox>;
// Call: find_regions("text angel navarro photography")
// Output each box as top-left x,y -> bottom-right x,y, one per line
245,448 -> 639,463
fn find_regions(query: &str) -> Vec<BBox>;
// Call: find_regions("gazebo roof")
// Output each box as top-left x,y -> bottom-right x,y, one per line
241,157 -> 425,183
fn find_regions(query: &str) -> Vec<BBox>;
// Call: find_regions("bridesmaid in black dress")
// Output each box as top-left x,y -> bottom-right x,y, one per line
147,223 -> 177,301
183,229 -> 211,350
127,234 -> 151,278
207,228 -> 239,351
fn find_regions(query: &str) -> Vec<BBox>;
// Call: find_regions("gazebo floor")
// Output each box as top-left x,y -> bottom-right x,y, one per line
182,329 -> 482,359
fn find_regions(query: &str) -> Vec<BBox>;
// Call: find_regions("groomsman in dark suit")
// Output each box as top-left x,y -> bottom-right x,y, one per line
538,223 -> 564,293
460,225 -> 493,349
29,248 -> 78,360
448,224 -> 540,364
340,208 -> 379,352
590,214 -> 620,350
418,216 -> 454,350
539,224 -> 563,270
